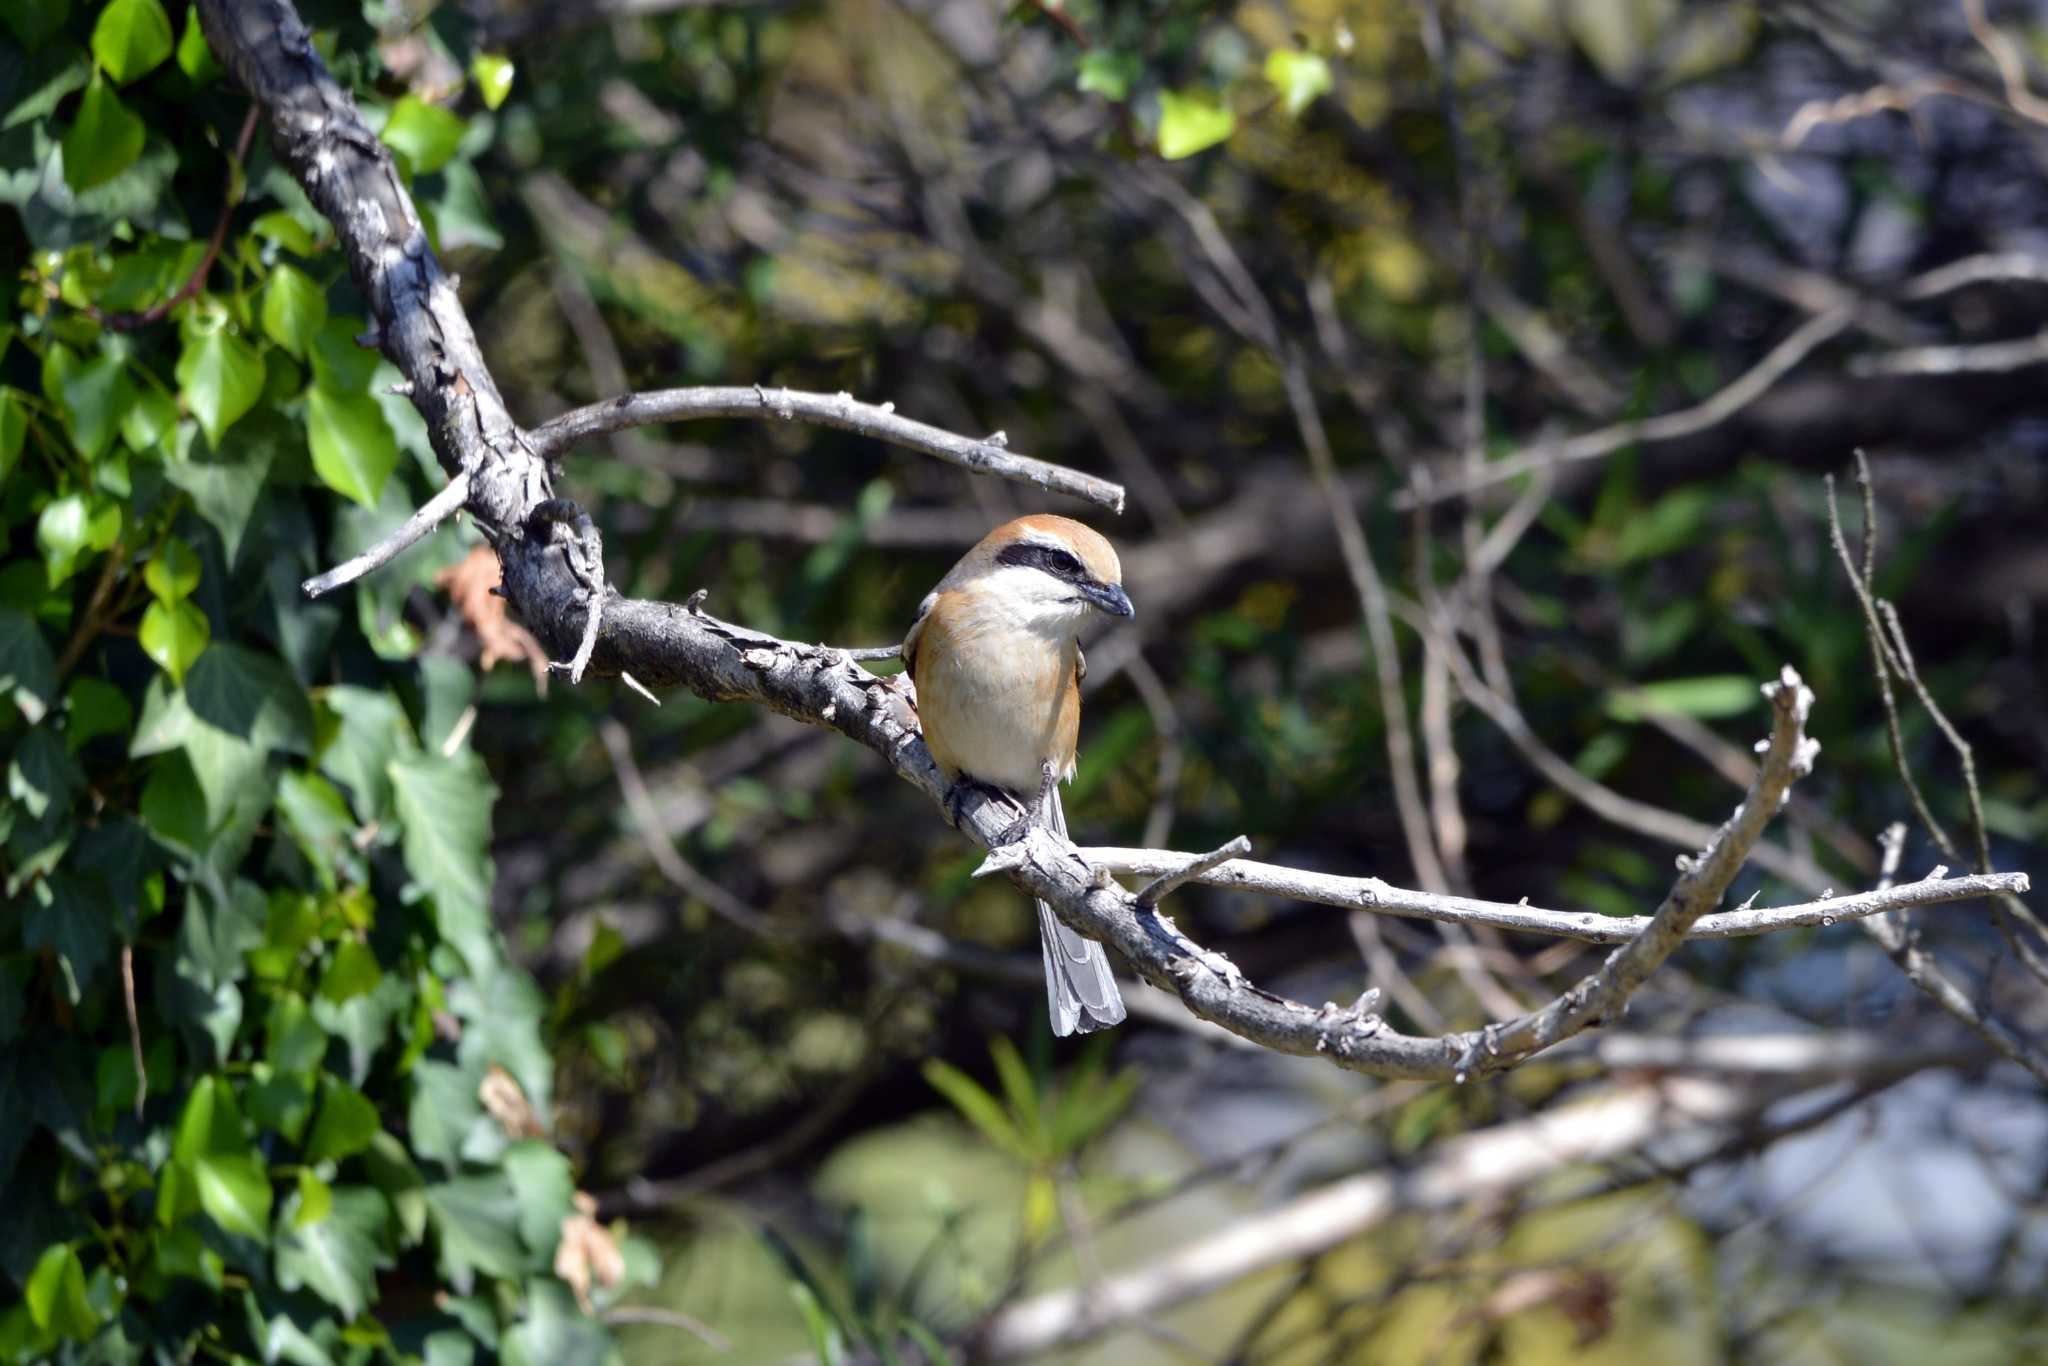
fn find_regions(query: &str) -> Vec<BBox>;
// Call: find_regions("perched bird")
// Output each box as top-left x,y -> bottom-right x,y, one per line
904,514 -> 1135,1036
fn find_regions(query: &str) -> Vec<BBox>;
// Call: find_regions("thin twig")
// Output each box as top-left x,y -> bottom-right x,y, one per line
601,1306 -> 731,1352
122,944 -> 146,1121
526,385 -> 1125,513
1135,837 -> 1251,910
595,717 -> 782,939
1281,350 -> 1449,892
55,542 -> 130,678
1081,849 -> 2022,943
303,472 -> 471,598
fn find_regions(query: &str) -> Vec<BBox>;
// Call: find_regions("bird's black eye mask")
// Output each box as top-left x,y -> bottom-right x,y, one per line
996,540 -> 1089,583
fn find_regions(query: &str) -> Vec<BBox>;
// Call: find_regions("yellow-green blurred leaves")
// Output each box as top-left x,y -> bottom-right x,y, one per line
1158,89 -> 1235,159
1265,48 -> 1332,117
471,53 -> 515,111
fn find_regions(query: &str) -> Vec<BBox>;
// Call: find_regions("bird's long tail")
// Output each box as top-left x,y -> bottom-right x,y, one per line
1037,784 -> 1126,1036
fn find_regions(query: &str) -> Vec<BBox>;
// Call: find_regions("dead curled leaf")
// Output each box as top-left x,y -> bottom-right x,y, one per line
478,1063 -> 544,1139
555,1192 -> 626,1314
434,544 -> 550,688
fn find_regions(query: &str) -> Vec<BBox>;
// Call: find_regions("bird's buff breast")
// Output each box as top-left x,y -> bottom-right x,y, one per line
913,621 -> 1078,794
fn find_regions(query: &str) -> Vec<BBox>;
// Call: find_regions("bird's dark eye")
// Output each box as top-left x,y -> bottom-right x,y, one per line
997,542 -> 1087,581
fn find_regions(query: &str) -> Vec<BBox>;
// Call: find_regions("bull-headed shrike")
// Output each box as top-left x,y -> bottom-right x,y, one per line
904,515 -> 1134,1036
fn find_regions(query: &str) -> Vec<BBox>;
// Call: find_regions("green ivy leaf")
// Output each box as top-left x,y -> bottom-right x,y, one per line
501,1141 -> 574,1253
306,386 -> 397,507
24,1243 -> 99,1341
36,492 -> 119,588
251,210 -> 319,256
470,53 -> 515,111
24,874 -> 108,1003
408,1060 -> 493,1169
247,1062 -> 316,1144
364,1131 -> 429,1247
62,76 -> 145,192
119,383 -> 177,454
133,648 -> 310,826
64,676 -> 130,748
318,687 -> 417,823
1076,50 -> 1140,101
265,992 -> 327,1072
317,938 -> 382,1006
276,769 -> 357,886
0,609 -> 59,725
162,408 -> 284,564
139,598 -> 209,684
176,323 -> 264,447
138,749 -> 207,851
276,1184 -> 393,1319
425,1174 -> 527,1286
2,0 -> 72,52
188,644 -> 314,756
145,535 -> 202,603
305,1077 -> 380,1162
173,1074 -> 249,1164
0,387 -> 27,481
194,1151 -> 274,1241
58,351 -> 132,462
310,315 -> 380,393
389,751 -> 497,973
1157,90 -> 1234,159
176,4 -> 219,81
381,95 -> 466,174
261,264 -> 327,360
502,1278 -> 611,1366
91,0 -> 173,84
291,1169 -> 333,1229
1264,48 -> 1332,117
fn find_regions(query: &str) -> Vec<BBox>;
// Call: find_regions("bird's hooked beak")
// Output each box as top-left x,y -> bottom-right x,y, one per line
1082,580 -> 1135,618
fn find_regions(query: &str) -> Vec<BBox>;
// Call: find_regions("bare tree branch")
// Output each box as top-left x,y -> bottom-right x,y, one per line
1078,848 -> 2023,943
526,385 -> 1126,513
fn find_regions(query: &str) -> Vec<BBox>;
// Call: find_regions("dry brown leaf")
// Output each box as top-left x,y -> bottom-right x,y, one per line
554,1193 -> 626,1315
434,544 -> 550,688
478,1064 -> 544,1139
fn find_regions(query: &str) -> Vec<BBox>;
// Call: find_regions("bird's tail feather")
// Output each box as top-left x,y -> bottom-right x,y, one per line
1038,785 -> 1126,1037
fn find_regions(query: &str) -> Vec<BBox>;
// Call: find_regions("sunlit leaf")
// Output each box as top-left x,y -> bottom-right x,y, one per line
262,264 -> 327,360
381,95 -> 465,174
306,386 -> 397,507
1264,49 -> 1332,116
145,536 -> 202,603
194,1151 -> 273,1240
471,54 -> 515,111
276,1184 -> 393,1318
1157,90 -> 1234,159
91,0 -> 173,84
139,598 -> 209,684
176,323 -> 264,448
